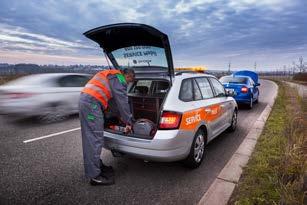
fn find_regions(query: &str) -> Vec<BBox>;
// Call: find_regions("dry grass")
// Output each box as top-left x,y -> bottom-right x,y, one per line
279,86 -> 306,204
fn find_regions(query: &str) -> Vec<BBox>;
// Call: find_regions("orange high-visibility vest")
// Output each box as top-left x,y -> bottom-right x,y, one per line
82,70 -> 122,108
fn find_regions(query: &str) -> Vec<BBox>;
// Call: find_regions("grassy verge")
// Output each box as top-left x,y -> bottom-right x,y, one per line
229,82 -> 307,205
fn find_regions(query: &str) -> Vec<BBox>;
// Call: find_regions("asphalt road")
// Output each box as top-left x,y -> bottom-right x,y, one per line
0,80 -> 277,205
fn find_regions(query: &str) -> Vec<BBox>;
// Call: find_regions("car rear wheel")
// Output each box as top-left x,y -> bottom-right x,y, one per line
183,129 -> 206,169
255,91 -> 259,103
248,96 -> 253,109
227,109 -> 237,132
38,103 -> 68,123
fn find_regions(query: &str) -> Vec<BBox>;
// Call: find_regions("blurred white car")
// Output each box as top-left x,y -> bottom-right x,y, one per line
0,73 -> 91,121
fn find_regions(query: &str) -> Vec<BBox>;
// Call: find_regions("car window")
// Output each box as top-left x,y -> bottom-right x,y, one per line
129,80 -> 170,96
179,79 -> 193,101
193,79 -> 202,100
195,77 -> 214,99
129,80 -> 152,94
219,76 -> 248,84
152,81 -> 169,95
210,78 -> 226,97
58,75 -> 90,87
77,75 -> 91,86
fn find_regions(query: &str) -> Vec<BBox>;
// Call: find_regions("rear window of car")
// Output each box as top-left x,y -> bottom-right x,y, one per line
219,76 -> 248,84
111,46 -> 168,68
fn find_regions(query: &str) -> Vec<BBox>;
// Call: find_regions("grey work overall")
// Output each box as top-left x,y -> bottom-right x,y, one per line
79,93 -> 105,178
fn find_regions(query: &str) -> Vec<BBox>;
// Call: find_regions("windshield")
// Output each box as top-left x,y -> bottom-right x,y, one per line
111,46 -> 168,69
220,76 -> 248,84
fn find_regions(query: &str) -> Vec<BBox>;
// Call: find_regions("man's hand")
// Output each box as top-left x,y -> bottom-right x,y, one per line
124,125 -> 132,134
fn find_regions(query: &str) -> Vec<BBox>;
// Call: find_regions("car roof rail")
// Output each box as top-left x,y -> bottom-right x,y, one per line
175,71 -> 200,76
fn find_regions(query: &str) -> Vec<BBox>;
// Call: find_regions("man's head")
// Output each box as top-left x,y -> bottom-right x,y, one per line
122,68 -> 135,83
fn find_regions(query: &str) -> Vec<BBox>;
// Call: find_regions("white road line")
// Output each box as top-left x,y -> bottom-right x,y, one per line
23,127 -> 81,143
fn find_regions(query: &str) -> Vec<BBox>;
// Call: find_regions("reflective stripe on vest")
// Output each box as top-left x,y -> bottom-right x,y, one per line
93,75 -> 111,91
85,84 -> 109,103
81,70 -> 122,108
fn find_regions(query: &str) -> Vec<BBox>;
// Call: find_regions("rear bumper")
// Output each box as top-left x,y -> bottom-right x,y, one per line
103,129 -> 194,162
233,93 -> 252,104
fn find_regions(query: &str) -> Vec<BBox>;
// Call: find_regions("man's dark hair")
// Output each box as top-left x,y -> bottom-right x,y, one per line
122,68 -> 135,76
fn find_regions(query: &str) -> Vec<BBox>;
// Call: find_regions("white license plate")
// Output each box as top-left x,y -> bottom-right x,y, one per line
225,88 -> 234,92
225,88 -> 236,95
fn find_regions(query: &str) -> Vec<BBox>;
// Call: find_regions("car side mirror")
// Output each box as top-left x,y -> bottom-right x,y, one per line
225,89 -> 235,97
255,83 -> 260,87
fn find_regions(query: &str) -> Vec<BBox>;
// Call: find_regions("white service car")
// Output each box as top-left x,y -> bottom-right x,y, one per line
84,23 -> 238,168
0,73 -> 91,121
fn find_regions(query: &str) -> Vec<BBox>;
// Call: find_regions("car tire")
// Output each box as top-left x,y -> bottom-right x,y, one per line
183,129 -> 206,169
38,103 -> 68,123
255,91 -> 259,104
248,96 -> 253,109
227,109 -> 237,132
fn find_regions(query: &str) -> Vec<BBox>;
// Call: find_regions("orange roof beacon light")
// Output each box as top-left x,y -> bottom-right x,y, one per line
175,66 -> 207,73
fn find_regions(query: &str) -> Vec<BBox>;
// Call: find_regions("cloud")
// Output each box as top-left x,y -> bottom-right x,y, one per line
0,0 -> 306,69
0,23 -> 95,54
228,0 -> 295,12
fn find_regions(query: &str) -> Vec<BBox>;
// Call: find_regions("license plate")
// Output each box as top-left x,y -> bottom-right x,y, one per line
225,88 -> 234,92
225,88 -> 236,95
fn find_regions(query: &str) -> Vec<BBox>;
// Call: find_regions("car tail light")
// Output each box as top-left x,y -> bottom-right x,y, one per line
241,87 -> 248,93
159,111 -> 182,129
7,92 -> 35,99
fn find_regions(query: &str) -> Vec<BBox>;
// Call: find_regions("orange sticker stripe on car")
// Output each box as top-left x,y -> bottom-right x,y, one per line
179,104 -> 224,131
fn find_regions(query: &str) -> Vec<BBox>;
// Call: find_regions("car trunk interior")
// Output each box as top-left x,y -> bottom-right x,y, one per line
105,79 -> 170,138
129,94 -> 165,124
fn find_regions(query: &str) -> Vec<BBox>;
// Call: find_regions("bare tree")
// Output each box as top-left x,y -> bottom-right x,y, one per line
293,56 -> 306,73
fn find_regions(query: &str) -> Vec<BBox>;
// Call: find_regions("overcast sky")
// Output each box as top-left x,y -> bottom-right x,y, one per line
0,0 -> 306,70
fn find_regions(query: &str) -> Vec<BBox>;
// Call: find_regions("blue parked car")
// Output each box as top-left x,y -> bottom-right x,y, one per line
219,70 -> 260,109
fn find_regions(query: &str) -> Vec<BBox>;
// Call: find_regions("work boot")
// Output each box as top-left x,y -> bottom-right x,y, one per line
100,160 -> 115,177
90,175 -> 114,186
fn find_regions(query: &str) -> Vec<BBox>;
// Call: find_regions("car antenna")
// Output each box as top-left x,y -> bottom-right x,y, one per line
103,50 -> 112,70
